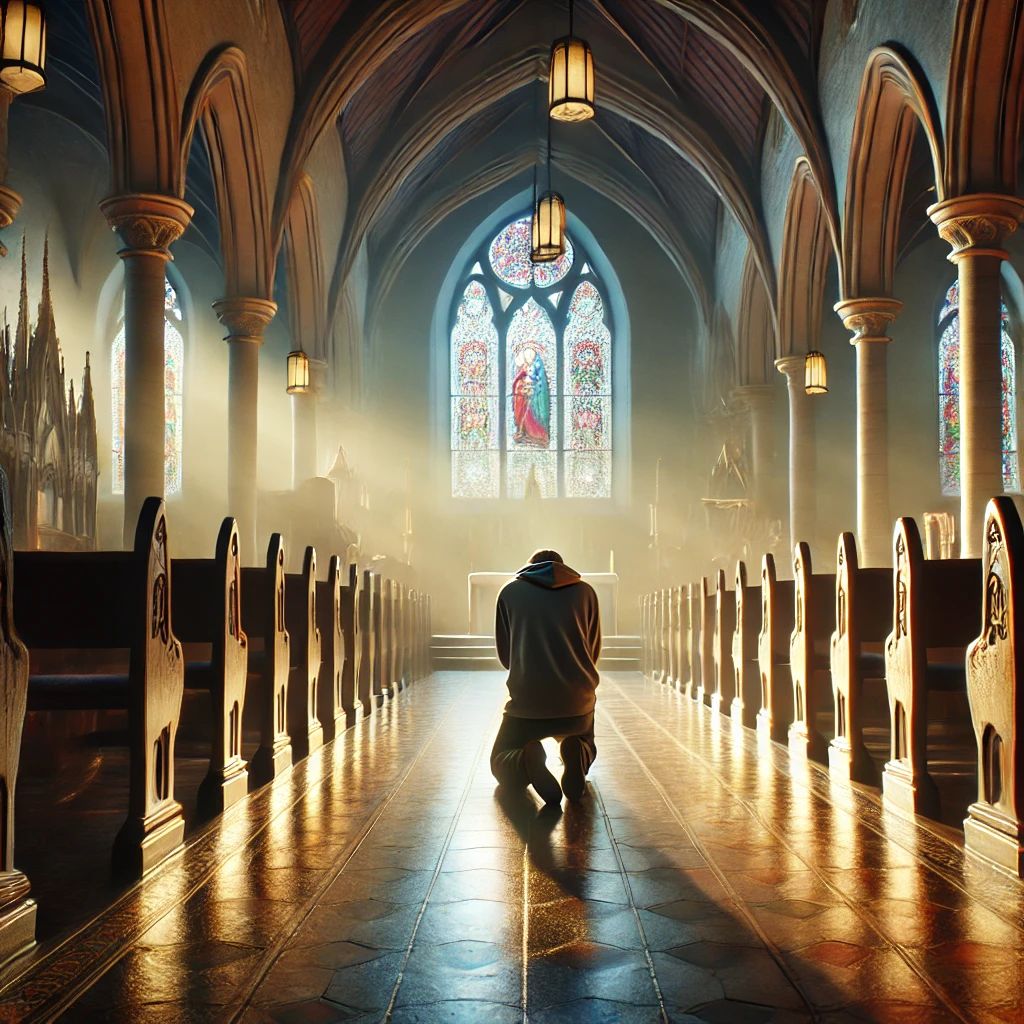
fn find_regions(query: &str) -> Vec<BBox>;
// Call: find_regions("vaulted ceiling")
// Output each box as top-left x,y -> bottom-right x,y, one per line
280,0 -> 828,320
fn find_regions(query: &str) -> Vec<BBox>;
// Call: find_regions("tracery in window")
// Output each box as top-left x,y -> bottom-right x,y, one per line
112,278 -> 185,495
450,214 -> 614,498
938,280 -> 1018,495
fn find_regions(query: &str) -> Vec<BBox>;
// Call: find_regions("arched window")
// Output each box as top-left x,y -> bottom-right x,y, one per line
112,278 -> 185,495
450,214 -> 613,498
938,280 -> 1019,495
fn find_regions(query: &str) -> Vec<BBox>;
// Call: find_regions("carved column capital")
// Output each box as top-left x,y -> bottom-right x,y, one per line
927,194 -> 1024,263
213,296 -> 278,344
99,193 -> 193,260
834,297 -> 903,343
731,384 -> 774,411
774,354 -> 805,382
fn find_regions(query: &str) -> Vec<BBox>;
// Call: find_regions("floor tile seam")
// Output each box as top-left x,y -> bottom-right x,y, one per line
174,675 -> 480,1024
381,700 -> 511,1022
0,684 -> 464,1023
597,697 -> 822,1023
589,780 -> 670,1024
613,678 -> 1024,934
600,685 -> 979,1024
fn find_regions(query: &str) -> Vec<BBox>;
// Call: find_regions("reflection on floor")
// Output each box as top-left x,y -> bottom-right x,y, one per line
3,672 -> 1023,1023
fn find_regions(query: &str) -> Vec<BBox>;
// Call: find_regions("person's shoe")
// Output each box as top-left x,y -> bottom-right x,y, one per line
559,736 -> 588,803
523,740 -> 562,805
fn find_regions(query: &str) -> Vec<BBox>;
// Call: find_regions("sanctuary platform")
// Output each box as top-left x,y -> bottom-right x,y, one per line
2,671 -> 1020,1023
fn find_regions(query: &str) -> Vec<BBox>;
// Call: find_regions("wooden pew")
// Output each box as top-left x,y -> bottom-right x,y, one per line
828,532 -> 890,785
371,574 -> 386,704
883,517 -> 981,819
0,468 -> 34,963
670,586 -> 686,693
731,560 -> 762,727
315,555 -> 346,744
788,543 -> 836,764
16,497 -> 185,878
388,581 -> 402,693
284,546 -> 323,761
665,587 -> 678,688
965,496 -> 1024,877
358,569 -> 374,713
757,553 -> 795,742
684,581 -> 701,700
698,577 -> 714,705
712,569 -> 736,715
172,517 -> 248,817
640,593 -> 651,681
339,563 -> 360,725
241,535 -> 292,786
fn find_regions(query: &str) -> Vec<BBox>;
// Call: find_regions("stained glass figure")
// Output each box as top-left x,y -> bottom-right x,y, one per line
112,276 -> 185,496
938,283 -> 1018,495
451,212 -> 615,498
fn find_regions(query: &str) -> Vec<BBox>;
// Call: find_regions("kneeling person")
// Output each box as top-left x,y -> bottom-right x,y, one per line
490,549 -> 602,804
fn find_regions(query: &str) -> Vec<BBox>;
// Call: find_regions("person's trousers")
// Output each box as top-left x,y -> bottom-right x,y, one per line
490,711 -> 596,787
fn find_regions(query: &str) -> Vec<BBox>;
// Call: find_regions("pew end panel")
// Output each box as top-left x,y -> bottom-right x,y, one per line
285,545 -> 323,761
340,563 -> 361,725
371,573 -> 385,706
965,497 -> 1024,877
712,569 -> 736,715
358,569 -> 374,714
757,554 -> 795,742
698,577 -> 714,705
684,583 -> 700,700
241,534 -> 292,786
0,467 -> 34,965
315,556 -> 346,742
828,533 -> 887,787
731,561 -> 762,728
672,586 -> 687,694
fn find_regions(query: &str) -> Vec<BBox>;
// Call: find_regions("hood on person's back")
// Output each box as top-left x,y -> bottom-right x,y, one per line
515,560 -> 581,589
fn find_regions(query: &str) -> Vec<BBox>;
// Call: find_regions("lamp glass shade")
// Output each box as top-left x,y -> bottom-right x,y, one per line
0,1 -> 46,95
548,35 -> 594,122
286,349 -> 310,394
804,349 -> 828,394
530,191 -> 566,263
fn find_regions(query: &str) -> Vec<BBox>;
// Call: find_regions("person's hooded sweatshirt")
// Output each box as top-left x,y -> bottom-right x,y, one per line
495,560 -> 602,719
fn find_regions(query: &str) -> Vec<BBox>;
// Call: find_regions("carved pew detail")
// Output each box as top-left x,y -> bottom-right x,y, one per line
371,574 -> 385,705
316,555 -> 346,744
965,497 -> 1024,876
16,498 -> 185,878
358,569 -> 374,713
883,518 -> 981,819
340,563 -> 360,725
0,467 -> 34,964
731,561 -> 762,727
666,586 -> 678,689
712,569 -> 735,715
284,546 -> 323,761
828,532 -> 889,785
242,535 -> 292,785
788,543 -> 836,764
172,517 -> 249,817
757,554 -> 795,742
698,577 -> 715,705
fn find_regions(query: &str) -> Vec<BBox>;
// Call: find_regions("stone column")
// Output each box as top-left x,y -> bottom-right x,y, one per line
732,384 -> 775,507
834,298 -> 902,567
100,194 -> 193,548
291,358 -> 323,488
775,356 -> 816,559
213,297 -> 277,562
929,195 -> 1024,557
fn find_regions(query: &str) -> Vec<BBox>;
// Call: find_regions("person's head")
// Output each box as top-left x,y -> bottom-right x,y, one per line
528,548 -> 563,564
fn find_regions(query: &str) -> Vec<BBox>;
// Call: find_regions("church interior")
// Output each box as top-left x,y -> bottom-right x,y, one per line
0,0 -> 1023,1020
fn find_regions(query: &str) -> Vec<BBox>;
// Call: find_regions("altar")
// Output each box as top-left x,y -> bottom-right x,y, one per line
468,572 -> 619,635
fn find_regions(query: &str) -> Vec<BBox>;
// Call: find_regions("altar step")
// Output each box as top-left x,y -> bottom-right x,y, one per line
430,634 -> 641,672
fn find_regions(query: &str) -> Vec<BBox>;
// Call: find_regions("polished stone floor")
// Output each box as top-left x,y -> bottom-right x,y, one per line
3,671 -> 1023,1023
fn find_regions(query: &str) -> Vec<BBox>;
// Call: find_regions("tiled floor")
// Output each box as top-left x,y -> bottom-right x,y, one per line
3,672 -> 1024,1023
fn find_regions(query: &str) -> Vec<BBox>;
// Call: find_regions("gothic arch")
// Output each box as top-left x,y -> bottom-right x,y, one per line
945,0 -> 1024,196
180,47 -> 274,298
737,251 -> 775,385
778,159 -> 833,357
283,174 -> 327,361
841,46 -> 944,299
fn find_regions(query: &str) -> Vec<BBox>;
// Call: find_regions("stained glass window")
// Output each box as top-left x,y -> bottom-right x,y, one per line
112,278 -> 185,496
450,214 -> 615,498
938,282 -> 1018,495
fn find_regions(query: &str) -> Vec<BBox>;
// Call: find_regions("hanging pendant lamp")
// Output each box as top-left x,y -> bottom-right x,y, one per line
0,1 -> 47,95
549,0 -> 594,122
804,349 -> 827,395
286,348 -> 310,394
531,114 -> 566,263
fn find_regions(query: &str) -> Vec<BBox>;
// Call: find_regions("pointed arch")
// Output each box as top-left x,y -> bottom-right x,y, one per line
180,46 -> 274,297
737,250 -> 775,385
841,46 -> 944,299
778,159 -> 833,357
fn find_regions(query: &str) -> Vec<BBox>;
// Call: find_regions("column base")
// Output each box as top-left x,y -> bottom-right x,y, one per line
827,738 -> 878,786
964,803 -> 1024,878
196,763 -> 249,819
248,740 -> 294,787
112,803 -> 185,879
881,758 -> 940,819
